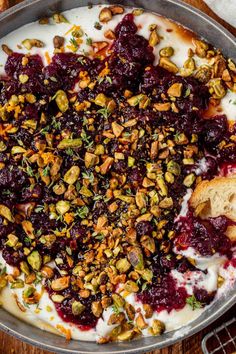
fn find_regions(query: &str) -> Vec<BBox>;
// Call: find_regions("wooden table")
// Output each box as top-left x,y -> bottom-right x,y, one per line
0,0 -> 235,353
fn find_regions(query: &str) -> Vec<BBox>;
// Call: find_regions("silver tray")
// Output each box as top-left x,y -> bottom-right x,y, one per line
0,1 -> 236,353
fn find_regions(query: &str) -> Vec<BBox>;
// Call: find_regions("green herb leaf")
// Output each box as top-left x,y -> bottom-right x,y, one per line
186,295 -> 203,310
52,116 -> 61,130
86,37 -> 92,46
65,148 -> 74,156
77,57 -> 86,65
35,205 -> 44,213
106,76 -> 112,84
97,107 -> 111,119
70,37 -> 79,49
76,206 -> 89,219
42,165 -> 50,176
82,172 -> 94,183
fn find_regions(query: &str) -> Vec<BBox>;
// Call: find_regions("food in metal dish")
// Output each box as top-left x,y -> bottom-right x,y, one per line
0,4 -> 236,344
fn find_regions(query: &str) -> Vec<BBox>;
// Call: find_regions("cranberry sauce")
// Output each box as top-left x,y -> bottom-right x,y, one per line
45,280 -> 99,330
175,212 -> 234,256
137,274 -> 188,312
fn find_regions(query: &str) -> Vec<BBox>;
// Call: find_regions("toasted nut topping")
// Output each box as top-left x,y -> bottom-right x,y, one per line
195,65 -> 212,83
0,204 -> 15,222
143,304 -> 153,318
149,319 -> 165,335
99,7 -> 113,23
104,29 -> 116,40
51,276 -> 70,291
133,8 -> 144,16
52,13 -> 69,23
64,166 -> 80,184
27,251 -> 42,271
53,35 -> 65,49
56,200 -> 70,215
149,29 -> 160,47
128,247 -> 144,270
109,5 -> 124,15
112,122 -> 124,137
117,330 -> 135,341
136,313 -> 148,329
41,265 -> 54,279
72,300 -> 85,315
22,39 -> 44,50
153,102 -> 171,112
159,46 -> 174,57
116,258 -> 131,273
100,157 -> 114,175
39,17 -> 49,25
57,138 -> 82,149
193,38 -> 209,58
159,57 -> 179,73
167,83 -> 183,97
1,44 -> 13,55
91,301 -> 103,317
51,294 -> 65,303
108,312 -> 125,325
55,90 -> 69,113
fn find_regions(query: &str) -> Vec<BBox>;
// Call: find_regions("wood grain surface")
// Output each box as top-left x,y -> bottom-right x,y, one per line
0,0 -> 235,353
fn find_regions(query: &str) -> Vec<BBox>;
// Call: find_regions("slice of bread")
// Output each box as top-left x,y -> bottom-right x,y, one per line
190,177 -> 236,241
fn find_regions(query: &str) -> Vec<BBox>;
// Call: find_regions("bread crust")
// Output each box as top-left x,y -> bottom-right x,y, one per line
190,177 -> 236,241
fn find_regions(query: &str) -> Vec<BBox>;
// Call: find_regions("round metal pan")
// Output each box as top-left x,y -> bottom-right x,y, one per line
0,1 -> 235,353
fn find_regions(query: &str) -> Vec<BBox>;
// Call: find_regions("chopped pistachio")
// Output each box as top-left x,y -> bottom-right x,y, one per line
57,138 -> 82,149
124,280 -> 139,292
128,247 -> 144,270
27,250 -> 42,271
132,8 -> 144,16
91,301 -> 102,317
51,294 -> 65,303
0,204 -> 15,222
149,319 -> 165,335
19,74 -> 29,84
6,234 -> 18,247
128,156 -> 135,167
159,57 -> 179,74
116,258 -> 131,273
55,200 -> 70,215
55,90 -> 69,113
167,160 -> 181,176
79,185 -> 93,197
112,294 -> 125,308
22,38 -> 44,50
159,46 -> 174,57
136,313 -> 148,329
149,29 -> 160,46
183,173 -> 196,187
52,13 -> 69,23
99,7 -> 113,23
51,276 -> 70,291
84,152 -> 99,168
11,279 -> 25,289
64,166 -> 80,185
167,83 -> 183,97
72,300 -> 85,315
112,122 -> 124,137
